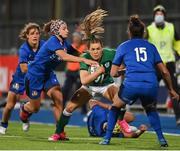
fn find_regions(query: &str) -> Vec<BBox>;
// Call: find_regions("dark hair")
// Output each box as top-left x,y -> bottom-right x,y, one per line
19,23 -> 41,40
128,14 -> 145,38
87,37 -> 103,48
43,20 -> 54,34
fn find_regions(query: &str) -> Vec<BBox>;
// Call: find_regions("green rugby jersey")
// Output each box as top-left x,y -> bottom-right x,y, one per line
80,48 -> 116,86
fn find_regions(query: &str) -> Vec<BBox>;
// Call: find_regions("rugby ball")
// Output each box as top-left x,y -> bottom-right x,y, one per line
89,64 -> 100,74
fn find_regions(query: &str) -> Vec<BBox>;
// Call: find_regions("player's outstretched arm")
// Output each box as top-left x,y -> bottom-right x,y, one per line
56,50 -> 97,66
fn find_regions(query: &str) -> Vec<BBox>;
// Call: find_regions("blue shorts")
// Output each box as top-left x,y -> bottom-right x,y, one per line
118,84 -> 158,105
87,105 -> 108,137
9,77 -> 25,95
25,72 -> 60,99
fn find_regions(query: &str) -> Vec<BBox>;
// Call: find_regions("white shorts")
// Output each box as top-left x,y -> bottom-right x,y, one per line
81,83 -> 117,97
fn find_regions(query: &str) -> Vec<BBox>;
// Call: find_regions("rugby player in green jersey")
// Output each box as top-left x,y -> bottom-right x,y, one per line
48,9 -> 131,141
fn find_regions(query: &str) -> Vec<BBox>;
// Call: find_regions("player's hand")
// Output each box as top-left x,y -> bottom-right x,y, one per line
169,90 -> 179,101
118,68 -> 126,75
89,100 -> 99,109
97,65 -> 105,74
82,58 -> 98,66
139,124 -> 148,132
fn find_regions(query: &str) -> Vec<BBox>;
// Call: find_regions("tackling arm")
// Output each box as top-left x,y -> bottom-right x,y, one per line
56,50 -> 97,66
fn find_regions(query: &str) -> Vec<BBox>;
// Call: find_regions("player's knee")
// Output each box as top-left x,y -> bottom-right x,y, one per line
53,96 -> 63,107
5,104 -> 14,111
6,101 -> 16,110
31,105 -> 40,113
51,90 -> 63,102
65,107 -> 74,113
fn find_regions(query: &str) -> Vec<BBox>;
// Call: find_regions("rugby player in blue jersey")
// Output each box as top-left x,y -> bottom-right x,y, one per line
87,99 -> 147,138
19,19 -> 97,139
99,15 -> 179,147
0,23 -> 44,134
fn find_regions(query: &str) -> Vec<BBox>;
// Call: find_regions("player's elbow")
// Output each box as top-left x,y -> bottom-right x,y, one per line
161,68 -> 170,78
110,65 -> 119,77
157,63 -> 170,79
110,70 -> 117,77
20,64 -> 28,73
81,79 -> 88,85
21,68 -> 28,73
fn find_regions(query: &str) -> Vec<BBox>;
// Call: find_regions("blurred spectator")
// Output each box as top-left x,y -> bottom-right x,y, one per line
62,31 -> 87,113
146,5 -> 180,126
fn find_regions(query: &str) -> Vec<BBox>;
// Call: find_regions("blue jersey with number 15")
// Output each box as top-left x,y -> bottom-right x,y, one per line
112,38 -> 162,88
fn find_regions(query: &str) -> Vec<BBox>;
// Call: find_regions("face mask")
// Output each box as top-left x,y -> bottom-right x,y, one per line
154,15 -> 164,24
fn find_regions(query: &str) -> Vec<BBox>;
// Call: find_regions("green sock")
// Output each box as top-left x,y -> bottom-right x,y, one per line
55,110 -> 71,134
118,108 -> 126,120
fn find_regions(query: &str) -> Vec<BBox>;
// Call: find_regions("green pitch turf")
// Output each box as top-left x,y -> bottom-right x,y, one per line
0,122 -> 180,150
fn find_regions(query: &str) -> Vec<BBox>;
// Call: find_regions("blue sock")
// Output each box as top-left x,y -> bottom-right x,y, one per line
146,111 -> 165,141
104,106 -> 120,140
1,122 -> 8,128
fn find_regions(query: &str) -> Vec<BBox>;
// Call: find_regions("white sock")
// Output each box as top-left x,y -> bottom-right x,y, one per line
63,109 -> 72,116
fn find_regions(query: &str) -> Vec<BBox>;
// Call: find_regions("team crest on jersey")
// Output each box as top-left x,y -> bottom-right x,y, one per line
104,62 -> 110,68
32,91 -> 38,96
50,54 -> 62,61
12,83 -> 19,90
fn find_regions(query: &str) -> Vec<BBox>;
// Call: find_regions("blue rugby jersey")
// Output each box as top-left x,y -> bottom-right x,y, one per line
113,38 -> 162,88
28,35 -> 73,76
13,40 -> 45,83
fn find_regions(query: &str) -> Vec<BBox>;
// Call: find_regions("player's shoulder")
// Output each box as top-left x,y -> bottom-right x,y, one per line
81,51 -> 91,59
139,39 -> 157,52
19,41 -> 28,49
19,41 -> 30,53
103,47 -> 115,53
134,38 -> 156,48
141,39 -> 156,47
47,35 -> 58,43
117,40 -> 131,50
44,35 -> 62,50
40,39 -> 46,45
102,48 -> 116,58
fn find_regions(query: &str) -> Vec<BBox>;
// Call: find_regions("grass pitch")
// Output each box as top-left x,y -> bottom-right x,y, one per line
0,122 -> 180,150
